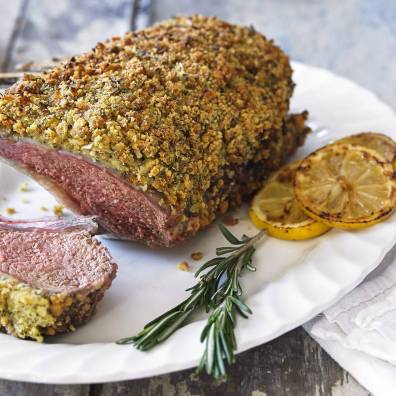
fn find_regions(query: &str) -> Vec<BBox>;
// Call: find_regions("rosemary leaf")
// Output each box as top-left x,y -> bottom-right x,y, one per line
216,246 -> 239,255
218,223 -> 246,245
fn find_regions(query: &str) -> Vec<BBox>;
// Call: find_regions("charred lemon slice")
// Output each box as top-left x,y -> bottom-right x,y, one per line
294,144 -> 396,229
250,161 -> 331,240
335,132 -> 396,165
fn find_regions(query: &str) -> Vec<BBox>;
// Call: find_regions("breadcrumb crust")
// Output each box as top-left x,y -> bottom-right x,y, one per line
0,15 -> 306,233
0,276 -> 105,341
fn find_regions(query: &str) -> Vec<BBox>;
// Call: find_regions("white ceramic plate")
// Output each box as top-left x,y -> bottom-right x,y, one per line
0,62 -> 396,384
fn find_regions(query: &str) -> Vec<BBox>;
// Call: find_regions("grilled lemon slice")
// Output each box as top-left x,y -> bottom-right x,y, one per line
250,161 -> 331,240
335,132 -> 396,165
294,144 -> 396,229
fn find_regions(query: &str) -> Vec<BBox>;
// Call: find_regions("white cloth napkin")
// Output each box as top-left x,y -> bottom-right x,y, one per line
304,244 -> 396,396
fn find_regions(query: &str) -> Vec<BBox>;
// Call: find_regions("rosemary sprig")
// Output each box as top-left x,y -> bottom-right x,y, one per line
117,224 -> 267,377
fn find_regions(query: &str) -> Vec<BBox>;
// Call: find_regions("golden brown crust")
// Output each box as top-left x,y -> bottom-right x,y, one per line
0,15 -> 298,232
0,275 -> 114,341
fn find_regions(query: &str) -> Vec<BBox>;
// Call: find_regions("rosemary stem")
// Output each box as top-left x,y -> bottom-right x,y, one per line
231,228 -> 267,257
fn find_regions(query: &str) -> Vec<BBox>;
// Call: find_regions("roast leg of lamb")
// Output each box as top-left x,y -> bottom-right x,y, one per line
0,216 -> 117,341
0,15 -> 310,247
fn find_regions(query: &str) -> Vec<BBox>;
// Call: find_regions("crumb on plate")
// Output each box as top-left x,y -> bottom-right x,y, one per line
53,204 -> 64,216
21,198 -> 30,204
40,206 -> 48,212
19,182 -> 29,192
224,216 -> 239,226
191,252 -> 203,261
5,208 -> 16,215
177,261 -> 190,272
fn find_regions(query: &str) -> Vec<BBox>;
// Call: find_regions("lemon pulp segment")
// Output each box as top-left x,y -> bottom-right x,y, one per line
294,144 -> 396,229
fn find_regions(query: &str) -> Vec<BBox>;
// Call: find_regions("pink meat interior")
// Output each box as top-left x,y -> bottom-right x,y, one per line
0,229 -> 116,293
0,139 -> 180,246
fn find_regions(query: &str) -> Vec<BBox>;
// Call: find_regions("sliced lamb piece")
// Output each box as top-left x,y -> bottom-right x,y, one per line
0,215 -> 117,341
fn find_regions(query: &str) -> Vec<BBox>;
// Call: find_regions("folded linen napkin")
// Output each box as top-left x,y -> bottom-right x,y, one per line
304,244 -> 396,396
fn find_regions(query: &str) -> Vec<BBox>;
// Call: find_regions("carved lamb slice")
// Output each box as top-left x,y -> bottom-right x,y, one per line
0,15 -> 310,246
0,216 -> 117,341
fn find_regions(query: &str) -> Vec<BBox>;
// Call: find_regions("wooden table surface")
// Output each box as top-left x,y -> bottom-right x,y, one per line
0,1 -> 373,395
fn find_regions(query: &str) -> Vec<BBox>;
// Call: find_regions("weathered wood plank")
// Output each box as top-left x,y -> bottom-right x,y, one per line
0,381 -> 89,396
131,0 -> 153,31
0,0 -> 24,70
6,0 -> 134,70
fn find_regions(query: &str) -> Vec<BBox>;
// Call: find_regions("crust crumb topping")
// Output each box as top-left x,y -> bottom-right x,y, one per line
177,261 -> 191,272
191,252 -> 204,261
0,15 -> 307,232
